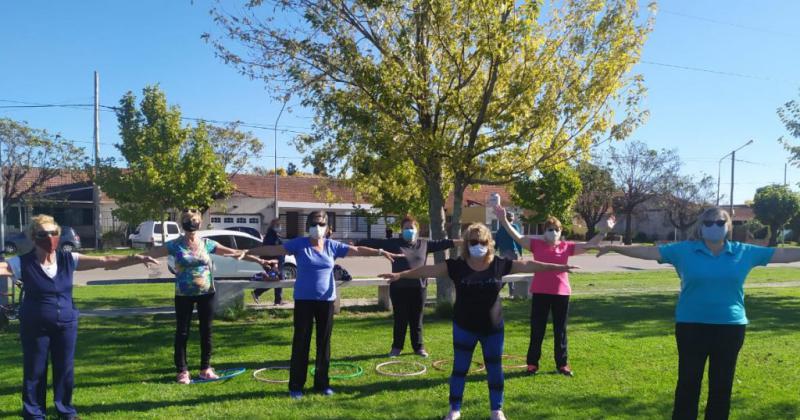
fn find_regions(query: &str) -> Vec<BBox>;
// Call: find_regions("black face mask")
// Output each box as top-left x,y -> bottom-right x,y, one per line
182,220 -> 200,232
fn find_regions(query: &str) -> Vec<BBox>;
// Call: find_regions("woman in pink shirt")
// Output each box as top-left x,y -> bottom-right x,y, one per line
495,205 -> 613,376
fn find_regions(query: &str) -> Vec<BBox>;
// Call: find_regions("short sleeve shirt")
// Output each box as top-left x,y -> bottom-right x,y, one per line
658,240 -> 774,325
356,238 -> 455,288
446,256 -> 513,334
166,238 -> 218,296
283,237 -> 350,301
530,239 -> 576,295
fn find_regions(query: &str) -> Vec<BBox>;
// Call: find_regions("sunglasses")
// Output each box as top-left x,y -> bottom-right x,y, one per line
183,208 -> 199,213
702,220 -> 726,227
34,230 -> 59,239
309,222 -> 327,228
468,239 -> 488,246
546,228 -> 560,232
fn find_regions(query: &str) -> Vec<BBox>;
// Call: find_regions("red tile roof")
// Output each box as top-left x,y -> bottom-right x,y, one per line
445,184 -> 512,208
229,174 -> 362,203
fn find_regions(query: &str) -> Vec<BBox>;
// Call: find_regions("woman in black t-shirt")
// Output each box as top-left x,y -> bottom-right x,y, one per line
380,223 -> 577,420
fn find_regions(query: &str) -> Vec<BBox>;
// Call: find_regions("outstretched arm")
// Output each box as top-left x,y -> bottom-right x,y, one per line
510,260 -> 579,274
347,245 -> 403,262
596,245 -> 661,261
770,248 -> 800,264
574,216 -> 617,255
245,245 -> 288,257
77,253 -> 160,271
379,262 -> 448,283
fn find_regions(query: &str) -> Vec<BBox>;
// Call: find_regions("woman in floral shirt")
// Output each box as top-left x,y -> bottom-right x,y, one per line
146,208 -> 271,384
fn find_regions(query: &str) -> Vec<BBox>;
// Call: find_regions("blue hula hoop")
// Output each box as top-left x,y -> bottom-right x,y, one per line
190,367 -> 247,384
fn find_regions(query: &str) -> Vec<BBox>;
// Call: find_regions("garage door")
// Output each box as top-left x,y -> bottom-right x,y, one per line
209,214 -> 262,231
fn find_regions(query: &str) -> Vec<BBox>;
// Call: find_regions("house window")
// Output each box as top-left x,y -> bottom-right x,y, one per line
236,217 -> 247,223
224,217 -> 234,223
211,217 -> 221,223
354,216 -> 369,232
249,217 -> 259,224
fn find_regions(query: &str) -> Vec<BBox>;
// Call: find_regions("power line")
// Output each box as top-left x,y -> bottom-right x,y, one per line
639,60 -> 795,84
660,9 -> 795,37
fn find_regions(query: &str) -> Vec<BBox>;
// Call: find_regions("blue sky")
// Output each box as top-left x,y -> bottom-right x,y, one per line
1,0 -> 799,205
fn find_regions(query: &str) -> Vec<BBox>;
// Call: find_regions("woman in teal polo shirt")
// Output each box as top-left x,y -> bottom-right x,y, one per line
597,207 -> 800,420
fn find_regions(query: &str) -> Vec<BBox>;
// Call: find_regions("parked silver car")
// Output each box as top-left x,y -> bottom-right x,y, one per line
167,230 -> 297,279
3,226 -> 82,254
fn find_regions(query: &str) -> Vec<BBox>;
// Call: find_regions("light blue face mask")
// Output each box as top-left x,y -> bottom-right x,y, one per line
701,224 -> 728,242
402,228 -> 417,242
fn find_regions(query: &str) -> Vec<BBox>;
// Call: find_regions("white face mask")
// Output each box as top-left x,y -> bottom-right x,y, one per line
308,225 -> 326,239
273,226 -> 282,233
468,244 -> 488,257
544,230 -> 561,243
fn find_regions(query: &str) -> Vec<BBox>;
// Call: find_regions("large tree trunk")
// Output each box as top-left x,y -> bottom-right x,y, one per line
426,173 -> 454,306
624,211 -> 633,245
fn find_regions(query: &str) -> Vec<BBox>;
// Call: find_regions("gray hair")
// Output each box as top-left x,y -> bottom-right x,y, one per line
693,207 -> 733,240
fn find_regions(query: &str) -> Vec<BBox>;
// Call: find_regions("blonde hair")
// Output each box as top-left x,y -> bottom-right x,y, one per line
693,207 -> 733,240
28,214 -> 61,239
461,223 -> 495,260
544,216 -> 562,231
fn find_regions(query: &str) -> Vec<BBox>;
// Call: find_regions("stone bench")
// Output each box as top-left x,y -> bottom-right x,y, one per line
215,274 -> 532,315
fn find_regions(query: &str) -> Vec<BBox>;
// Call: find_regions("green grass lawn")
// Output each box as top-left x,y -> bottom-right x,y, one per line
2,271 -> 800,419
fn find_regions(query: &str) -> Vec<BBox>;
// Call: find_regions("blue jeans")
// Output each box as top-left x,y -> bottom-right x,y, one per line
449,323 -> 504,411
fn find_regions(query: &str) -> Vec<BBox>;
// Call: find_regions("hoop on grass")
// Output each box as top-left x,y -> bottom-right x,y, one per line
310,362 -> 364,380
431,359 -> 486,373
501,355 -> 528,369
253,366 -> 290,383
375,360 -> 427,377
190,367 -> 246,384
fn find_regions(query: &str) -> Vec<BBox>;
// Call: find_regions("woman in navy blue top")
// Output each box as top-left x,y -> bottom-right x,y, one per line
244,210 -> 401,399
597,207 -> 800,419
0,214 -> 158,420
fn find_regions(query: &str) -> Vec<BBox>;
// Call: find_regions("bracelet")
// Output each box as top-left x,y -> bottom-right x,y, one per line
377,248 -> 384,256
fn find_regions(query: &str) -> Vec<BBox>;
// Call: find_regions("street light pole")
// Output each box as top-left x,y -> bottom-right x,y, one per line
273,95 -> 290,221
716,139 -> 754,212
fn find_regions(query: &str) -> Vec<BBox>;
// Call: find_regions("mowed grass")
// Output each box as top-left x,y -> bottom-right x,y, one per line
2,271 -> 800,419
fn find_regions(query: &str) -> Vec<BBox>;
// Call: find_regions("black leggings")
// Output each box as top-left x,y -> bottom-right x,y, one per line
673,323 -> 746,420
289,300 -> 335,392
174,293 -> 215,372
390,286 -> 426,351
527,293 -> 570,367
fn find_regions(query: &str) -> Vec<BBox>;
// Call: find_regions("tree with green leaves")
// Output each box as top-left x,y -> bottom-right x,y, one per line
752,184 -> 800,247
575,160 -> 615,238
510,166 -> 582,231
205,122 -> 264,176
96,86 -> 232,242
659,174 -> 715,240
608,141 -> 681,244
208,0 -> 653,303
0,118 -> 88,216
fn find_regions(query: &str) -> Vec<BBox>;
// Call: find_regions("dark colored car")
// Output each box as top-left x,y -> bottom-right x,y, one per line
3,226 -> 82,254
224,226 -> 263,241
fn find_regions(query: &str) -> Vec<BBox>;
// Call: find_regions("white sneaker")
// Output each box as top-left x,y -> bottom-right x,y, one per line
490,409 -> 507,420
443,409 -> 461,420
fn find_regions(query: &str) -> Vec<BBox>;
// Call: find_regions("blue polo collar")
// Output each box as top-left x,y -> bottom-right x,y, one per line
692,240 -> 733,256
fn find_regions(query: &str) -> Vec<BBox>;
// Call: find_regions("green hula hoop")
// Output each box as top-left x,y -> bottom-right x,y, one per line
310,362 -> 364,379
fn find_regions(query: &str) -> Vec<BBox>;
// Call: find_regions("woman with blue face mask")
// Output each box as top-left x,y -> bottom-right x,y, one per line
380,223 -> 578,420
357,215 -> 462,358
596,207 -> 800,420
244,210 -> 401,399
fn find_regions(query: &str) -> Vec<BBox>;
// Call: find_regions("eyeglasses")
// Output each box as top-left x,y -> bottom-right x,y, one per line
468,239 -> 488,246
309,222 -> 327,228
34,230 -> 59,239
702,220 -> 726,227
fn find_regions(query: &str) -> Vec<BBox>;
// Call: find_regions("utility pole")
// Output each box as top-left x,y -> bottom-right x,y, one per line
273,95 -> 289,221
729,150 -> 735,217
93,71 -> 102,249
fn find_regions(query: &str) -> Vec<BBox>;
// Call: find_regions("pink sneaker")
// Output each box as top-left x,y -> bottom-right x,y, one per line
199,368 -> 219,380
176,371 -> 191,384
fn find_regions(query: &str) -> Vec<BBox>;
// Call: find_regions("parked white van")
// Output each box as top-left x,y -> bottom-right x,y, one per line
128,221 -> 182,248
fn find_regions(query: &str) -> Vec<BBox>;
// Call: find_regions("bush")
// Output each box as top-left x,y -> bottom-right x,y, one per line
633,232 -> 649,243
101,230 -> 128,247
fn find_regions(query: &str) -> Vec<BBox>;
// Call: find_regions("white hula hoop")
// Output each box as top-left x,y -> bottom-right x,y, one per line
431,359 -> 486,373
253,366 -> 291,383
375,360 -> 427,377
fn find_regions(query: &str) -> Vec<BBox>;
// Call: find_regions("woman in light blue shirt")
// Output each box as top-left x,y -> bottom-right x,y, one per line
597,207 -> 800,420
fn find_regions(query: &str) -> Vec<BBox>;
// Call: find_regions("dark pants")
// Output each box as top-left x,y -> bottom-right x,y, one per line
390,286 -> 426,351
450,323 -> 504,411
673,323 -> 746,420
20,320 -> 78,419
174,293 -> 215,372
289,300 -> 335,392
526,293 -> 570,367
500,250 -> 519,295
253,287 -> 283,304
